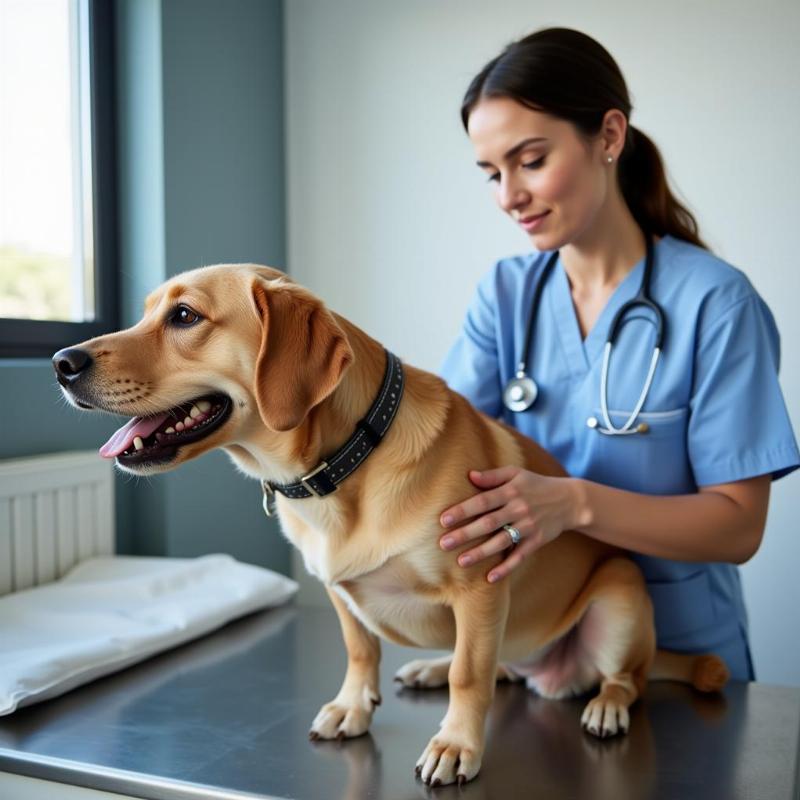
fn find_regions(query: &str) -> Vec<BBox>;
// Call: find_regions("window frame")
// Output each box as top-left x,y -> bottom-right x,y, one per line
0,0 -> 118,359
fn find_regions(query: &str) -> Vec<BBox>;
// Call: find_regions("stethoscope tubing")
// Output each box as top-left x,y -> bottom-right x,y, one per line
598,343 -> 661,434
504,235 -> 665,435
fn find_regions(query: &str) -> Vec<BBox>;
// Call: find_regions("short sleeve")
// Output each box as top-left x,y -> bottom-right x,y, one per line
439,265 -> 503,417
688,294 -> 800,485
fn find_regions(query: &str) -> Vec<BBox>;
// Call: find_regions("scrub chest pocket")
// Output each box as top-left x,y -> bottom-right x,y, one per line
586,407 -> 692,495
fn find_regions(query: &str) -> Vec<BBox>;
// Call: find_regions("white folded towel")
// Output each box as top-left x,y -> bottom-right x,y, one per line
0,554 -> 298,715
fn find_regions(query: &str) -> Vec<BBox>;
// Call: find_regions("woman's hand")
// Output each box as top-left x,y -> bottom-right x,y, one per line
439,466 -> 582,583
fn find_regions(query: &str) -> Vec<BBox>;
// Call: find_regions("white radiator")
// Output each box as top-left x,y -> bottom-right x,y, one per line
0,451 -> 114,596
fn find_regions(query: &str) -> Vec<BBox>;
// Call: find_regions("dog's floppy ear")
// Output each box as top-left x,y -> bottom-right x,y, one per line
252,278 -> 353,432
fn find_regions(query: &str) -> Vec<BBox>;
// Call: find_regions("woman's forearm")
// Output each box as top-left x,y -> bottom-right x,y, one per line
438,468 -> 771,582
571,475 -> 771,564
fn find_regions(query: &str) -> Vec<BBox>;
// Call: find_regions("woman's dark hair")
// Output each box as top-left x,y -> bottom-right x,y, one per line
462,27 -> 708,250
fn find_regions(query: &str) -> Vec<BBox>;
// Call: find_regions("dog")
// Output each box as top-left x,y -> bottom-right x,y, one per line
53,264 -> 728,786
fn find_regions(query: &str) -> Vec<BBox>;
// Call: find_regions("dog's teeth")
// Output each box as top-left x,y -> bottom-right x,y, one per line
183,416 -> 194,427
189,405 -> 202,419
133,436 -> 144,451
176,422 -> 185,431
197,400 -> 211,413
165,427 -> 175,434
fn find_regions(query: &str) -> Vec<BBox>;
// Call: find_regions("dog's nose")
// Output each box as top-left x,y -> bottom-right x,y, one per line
52,347 -> 93,386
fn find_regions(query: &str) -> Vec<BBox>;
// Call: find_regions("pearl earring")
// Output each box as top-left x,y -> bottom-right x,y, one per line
607,156 -> 613,164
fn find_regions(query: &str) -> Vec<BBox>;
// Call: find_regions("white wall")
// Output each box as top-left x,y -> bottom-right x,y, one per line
285,0 -> 800,685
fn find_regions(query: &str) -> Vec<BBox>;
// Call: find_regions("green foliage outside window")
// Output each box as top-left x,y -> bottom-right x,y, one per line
0,246 -> 72,321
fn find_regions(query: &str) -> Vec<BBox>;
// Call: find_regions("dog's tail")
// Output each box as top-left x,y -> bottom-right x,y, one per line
649,649 -> 730,692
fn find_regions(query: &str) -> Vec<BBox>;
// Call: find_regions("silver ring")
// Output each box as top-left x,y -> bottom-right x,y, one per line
502,524 -> 521,546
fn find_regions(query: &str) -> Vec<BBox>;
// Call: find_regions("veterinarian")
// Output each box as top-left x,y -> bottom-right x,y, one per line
437,27 -> 800,681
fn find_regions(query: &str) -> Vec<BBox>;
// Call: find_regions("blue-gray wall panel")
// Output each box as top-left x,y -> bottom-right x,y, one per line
1,0 -> 289,577
161,0 -> 286,274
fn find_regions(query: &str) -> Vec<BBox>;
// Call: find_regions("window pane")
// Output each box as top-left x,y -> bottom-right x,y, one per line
0,0 -> 94,323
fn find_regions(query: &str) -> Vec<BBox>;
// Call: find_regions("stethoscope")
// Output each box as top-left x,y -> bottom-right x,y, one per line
502,236 -> 665,435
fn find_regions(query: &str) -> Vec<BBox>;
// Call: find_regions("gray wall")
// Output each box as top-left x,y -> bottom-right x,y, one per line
285,0 -> 800,684
0,0 -> 290,575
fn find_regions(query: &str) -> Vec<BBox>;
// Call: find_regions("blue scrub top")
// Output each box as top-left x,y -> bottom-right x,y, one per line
441,235 -> 800,680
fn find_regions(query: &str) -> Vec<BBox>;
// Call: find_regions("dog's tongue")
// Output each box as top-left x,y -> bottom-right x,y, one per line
99,413 -> 170,459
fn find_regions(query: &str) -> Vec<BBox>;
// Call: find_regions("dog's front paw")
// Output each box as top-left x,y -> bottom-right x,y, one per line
415,726 -> 483,786
309,689 -> 381,741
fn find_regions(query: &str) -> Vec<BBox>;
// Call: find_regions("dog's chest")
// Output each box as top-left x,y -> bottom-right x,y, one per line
280,508 -> 455,647
331,562 -> 455,649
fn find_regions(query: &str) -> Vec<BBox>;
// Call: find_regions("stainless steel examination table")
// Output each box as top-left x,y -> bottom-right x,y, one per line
1,605 -> 799,800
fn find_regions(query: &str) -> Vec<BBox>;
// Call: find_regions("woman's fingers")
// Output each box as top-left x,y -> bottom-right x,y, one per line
440,488 -> 510,535
438,467 -> 567,582
444,509 -> 520,550
456,525 -> 525,566
454,524 -> 542,581
467,466 -> 520,489
440,468 -> 520,531
486,536 -> 540,583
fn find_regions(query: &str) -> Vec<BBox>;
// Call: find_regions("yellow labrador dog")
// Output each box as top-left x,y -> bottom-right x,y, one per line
53,264 -> 728,787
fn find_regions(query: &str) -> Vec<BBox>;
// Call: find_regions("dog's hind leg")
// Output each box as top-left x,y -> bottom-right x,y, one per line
395,655 -> 452,688
395,655 -> 522,689
309,588 -> 382,741
574,558 -> 656,738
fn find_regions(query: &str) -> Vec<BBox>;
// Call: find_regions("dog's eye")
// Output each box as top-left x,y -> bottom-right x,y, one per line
170,305 -> 202,327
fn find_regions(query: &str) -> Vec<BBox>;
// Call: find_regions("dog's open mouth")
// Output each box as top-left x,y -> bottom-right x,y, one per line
99,394 -> 233,467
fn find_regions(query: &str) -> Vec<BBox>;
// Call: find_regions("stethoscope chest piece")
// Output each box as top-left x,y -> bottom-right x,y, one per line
503,373 -> 538,412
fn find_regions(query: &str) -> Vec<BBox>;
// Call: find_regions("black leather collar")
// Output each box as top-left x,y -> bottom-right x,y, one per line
261,349 -> 404,515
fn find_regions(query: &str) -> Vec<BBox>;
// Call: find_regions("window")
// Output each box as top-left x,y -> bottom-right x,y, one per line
0,0 -> 116,358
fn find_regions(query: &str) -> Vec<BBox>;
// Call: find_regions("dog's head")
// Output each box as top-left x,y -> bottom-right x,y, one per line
53,264 -> 353,475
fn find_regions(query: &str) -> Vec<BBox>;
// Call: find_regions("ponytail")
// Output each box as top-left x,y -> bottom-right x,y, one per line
620,126 -> 707,249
